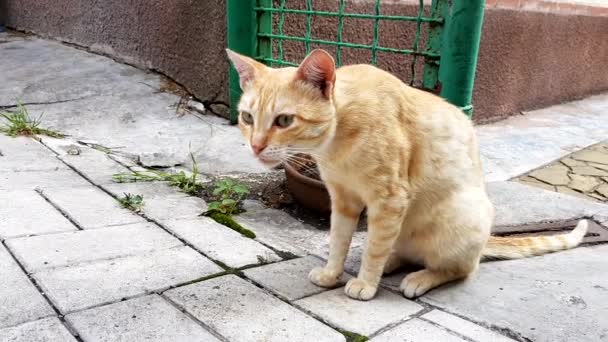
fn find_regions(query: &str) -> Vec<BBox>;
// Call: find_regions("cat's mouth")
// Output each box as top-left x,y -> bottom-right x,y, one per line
257,155 -> 283,168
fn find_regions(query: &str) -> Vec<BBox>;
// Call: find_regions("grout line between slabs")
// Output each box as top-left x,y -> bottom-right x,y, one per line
0,240 -> 85,341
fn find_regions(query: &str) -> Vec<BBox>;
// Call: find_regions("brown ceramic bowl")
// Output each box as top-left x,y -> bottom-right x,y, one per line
283,159 -> 331,214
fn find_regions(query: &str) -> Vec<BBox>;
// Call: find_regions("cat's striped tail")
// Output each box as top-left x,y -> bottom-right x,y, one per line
482,220 -> 588,260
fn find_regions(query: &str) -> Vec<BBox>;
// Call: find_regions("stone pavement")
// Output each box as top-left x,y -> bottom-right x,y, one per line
2,31 -> 608,342
517,141 -> 608,202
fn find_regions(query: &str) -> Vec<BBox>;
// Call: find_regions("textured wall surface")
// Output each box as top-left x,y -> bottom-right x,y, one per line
3,0 -> 607,122
3,0 -> 229,110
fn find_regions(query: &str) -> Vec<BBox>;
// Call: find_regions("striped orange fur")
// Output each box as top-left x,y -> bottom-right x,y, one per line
483,220 -> 588,260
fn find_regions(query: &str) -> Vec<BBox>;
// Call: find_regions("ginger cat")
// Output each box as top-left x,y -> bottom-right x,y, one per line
226,49 -> 588,300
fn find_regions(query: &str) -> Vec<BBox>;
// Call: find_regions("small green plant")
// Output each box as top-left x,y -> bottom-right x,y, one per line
340,331 -> 369,342
205,178 -> 249,216
112,152 -> 203,195
118,193 -> 144,211
202,178 -> 254,238
0,102 -> 65,138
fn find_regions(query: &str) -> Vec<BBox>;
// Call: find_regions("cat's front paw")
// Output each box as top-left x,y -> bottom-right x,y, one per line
308,267 -> 339,288
345,278 -> 377,301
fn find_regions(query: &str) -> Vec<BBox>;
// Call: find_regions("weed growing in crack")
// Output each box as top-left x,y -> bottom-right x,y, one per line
112,152 -> 203,195
205,178 -> 249,216
118,193 -> 144,212
0,102 -> 65,138
340,330 -> 369,342
202,178 -> 255,238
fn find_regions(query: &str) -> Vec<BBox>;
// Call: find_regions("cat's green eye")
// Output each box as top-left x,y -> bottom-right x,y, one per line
275,114 -> 294,128
241,111 -> 254,125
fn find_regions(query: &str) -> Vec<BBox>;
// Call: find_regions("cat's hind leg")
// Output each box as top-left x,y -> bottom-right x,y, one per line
398,188 -> 493,298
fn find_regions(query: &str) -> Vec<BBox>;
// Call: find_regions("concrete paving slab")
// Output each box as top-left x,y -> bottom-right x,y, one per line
478,94 -> 608,182
59,152 -> 130,185
0,245 -> 54,328
34,246 -> 223,313
0,38 -> 159,106
164,275 -> 345,342
421,245 -> 608,342
65,295 -> 221,342
294,287 -> 423,336
370,318 -> 465,342
0,190 -> 76,239
244,255 -> 352,301
0,169 -> 90,191
236,200 -> 366,257
103,182 -> 207,221
421,310 -> 516,342
161,217 -> 280,268
0,136 -> 67,172
1,37 -> 265,175
0,317 -> 76,342
487,181 -> 608,227
6,222 -> 182,272
40,185 -> 145,229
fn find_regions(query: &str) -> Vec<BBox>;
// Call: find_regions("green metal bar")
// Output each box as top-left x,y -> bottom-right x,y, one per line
259,58 -> 299,67
422,0 -> 448,92
258,0 -> 272,65
304,0 -> 313,54
227,0 -> 257,124
371,0 -> 381,65
257,33 -> 440,58
438,0 -> 485,118
335,0 -> 346,67
254,7 -> 442,23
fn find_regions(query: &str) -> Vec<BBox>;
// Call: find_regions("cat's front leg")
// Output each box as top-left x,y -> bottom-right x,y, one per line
309,183 -> 364,288
345,194 -> 409,300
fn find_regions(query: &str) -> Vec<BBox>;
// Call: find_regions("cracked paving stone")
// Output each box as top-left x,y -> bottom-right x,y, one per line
528,164 -> 570,185
561,158 -> 586,168
571,149 -> 608,165
569,174 -> 601,193
555,185 -> 591,200
596,184 -> 608,198
65,295 -> 221,342
570,165 -> 608,177
0,317 -> 77,342
165,275 -> 345,342
518,176 -> 556,192
588,162 -> 608,172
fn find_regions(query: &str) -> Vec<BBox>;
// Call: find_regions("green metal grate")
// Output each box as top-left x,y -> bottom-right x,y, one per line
227,0 -> 485,123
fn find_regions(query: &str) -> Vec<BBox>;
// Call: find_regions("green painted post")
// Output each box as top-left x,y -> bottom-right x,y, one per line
438,0 -> 485,117
227,0 -> 257,124
422,0 -> 449,93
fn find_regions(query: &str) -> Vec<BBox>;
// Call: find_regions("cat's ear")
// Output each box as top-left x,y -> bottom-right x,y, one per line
226,49 -> 264,89
296,49 -> 336,99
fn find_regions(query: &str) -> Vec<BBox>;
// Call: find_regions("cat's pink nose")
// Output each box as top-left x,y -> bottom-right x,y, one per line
252,144 -> 267,155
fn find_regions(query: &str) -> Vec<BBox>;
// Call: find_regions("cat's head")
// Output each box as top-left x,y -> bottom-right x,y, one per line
226,49 -> 337,168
